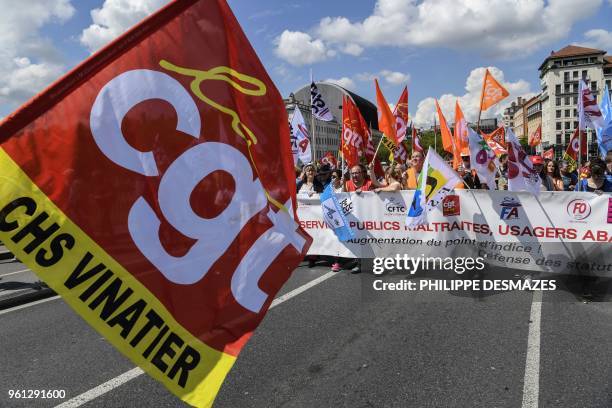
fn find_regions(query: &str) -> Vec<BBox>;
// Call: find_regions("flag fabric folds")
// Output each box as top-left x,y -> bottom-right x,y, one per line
454,101 -> 469,155
543,148 -> 554,161
375,79 -> 399,147
320,184 -> 355,242
434,99 -> 459,168
393,86 -> 409,142
482,126 -> 506,148
563,128 -> 582,172
406,147 -> 461,226
290,107 -> 312,165
595,84 -> 612,158
479,68 -> 509,112
412,126 -> 423,154
342,95 -> 368,168
578,79 -> 605,130
467,127 -> 497,190
320,151 -> 338,169
0,1 -> 312,407
505,128 -> 540,195
528,124 -> 542,147
311,82 -> 334,121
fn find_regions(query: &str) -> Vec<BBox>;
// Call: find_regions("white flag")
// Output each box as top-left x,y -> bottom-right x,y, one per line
291,107 -> 312,164
505,128 -> 540,196
406,147 -> 461,226
288,120 -> 298,166
310,82 -> 334,121
579,79 -> 605,130
467,127 -> 497,190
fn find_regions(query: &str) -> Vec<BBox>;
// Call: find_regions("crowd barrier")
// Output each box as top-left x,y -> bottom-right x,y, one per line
297,191 -> 612,275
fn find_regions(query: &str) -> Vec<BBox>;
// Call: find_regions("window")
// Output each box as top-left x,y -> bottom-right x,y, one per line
606,80 -> 611,90
564,97 -> 570,105
565,122 -> 571,129
591,81 -> 597,91
555,84 -> 561,94
564,84 -> 571,93
556,110 -> 561,118
573,71 -> 578,78
573,109 -> 577,116
574,121 -> 578,129
573,83 -> 578,92
564,72 -> 570,81
582,70 -> 588,79
565,109 -> 570,117
573,96 -> 578,104
556,97 -> 561,106
556,134 -> 562,144
556,122 -> 562,130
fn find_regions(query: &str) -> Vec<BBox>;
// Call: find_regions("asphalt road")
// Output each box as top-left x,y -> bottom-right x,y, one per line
1,262 -> 612,408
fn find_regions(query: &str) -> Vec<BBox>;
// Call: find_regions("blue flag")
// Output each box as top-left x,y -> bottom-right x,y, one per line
596,84 -> 612,159
320,184 -> 354,242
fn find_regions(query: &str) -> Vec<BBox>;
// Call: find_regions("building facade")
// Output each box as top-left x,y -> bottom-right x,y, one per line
285,82 -> 382,163
524,95 -> 542,151
539,45 -> 611,158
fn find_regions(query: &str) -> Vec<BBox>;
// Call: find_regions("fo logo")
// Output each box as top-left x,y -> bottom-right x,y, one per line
500,197 -> 521,220
566,199 -> 591,221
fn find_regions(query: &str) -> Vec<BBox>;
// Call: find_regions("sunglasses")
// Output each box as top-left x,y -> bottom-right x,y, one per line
331,175 -> 338,179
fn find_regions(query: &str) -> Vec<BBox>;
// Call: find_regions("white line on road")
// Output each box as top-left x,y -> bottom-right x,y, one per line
521,290 -> 543,408
0,268 -> 31,278
0,295 -> 61,316
53,271 -> 339,408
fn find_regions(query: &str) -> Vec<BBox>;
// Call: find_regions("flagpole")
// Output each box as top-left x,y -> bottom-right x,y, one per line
310,70 -> 317,164
433,114 -> 437,152
371,136 -> 384,166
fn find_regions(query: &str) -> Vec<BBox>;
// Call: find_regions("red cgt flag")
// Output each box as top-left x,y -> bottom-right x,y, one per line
341,95 -> 367,168
543,148 -> 554,160
0,1 -> 311,407
528,124 -> 542,147
412,126 -> 423,154
393,86 -> 409,142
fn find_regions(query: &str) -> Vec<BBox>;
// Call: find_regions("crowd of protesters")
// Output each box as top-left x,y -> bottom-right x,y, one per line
297,150 -> 612,196
296,150 -> 612,273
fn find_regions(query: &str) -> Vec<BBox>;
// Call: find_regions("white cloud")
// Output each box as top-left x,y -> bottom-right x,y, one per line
412,66 -> 534,127
0,0 -> 75,110
310,0 -> 603,59
380,70 -> 410,85
80,0 -> 168,52
341,43 -> 364,56
324,77 -> 356,91
274,30 -> 329,66
581,29 -> 612,50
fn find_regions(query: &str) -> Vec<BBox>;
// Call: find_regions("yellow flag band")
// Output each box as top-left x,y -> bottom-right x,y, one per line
0,148 -> 235,408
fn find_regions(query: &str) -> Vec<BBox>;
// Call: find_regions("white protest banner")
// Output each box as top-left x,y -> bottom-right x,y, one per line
297,191 -> 612,275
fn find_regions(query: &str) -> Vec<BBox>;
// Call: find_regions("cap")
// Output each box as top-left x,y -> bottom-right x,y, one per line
318,164 -> 332,172
530,155 -> 544,165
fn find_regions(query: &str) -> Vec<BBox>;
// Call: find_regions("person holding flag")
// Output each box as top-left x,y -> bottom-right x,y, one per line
505,128 -> 541,195
406,147 -> 461,226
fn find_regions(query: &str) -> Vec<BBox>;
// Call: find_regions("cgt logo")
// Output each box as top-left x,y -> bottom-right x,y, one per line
442,195 -> 460,216
500,196 -> 521,220
384,197 -> 406,214
566,199 -> 591,221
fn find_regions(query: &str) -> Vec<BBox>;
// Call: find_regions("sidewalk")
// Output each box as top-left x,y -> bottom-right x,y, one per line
0,245 -> 55,310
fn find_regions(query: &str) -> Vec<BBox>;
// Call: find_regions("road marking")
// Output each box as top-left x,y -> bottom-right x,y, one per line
53,271 -> 338,408
0,268 -> 30,278
521,290 -> 542,408
0,295 -> 61,316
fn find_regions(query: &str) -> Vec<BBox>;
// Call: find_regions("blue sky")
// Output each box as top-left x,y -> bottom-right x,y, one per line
1,0 -> 611,125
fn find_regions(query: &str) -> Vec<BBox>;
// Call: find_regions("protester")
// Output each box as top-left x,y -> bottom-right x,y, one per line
316,164 -> 333,189
531,155 -> 554,191
559,160 -> 578,191
549,161 -> 564,191
575,158 -> 612,193
405,151 -> 424,189
605,151 -> 612,183
330,169 -> 344,193
345,164 -> 373,193
456,155 -> 482,189
497,154 -> 509,190
296,163 -> 323,196
370,164 -> 403,192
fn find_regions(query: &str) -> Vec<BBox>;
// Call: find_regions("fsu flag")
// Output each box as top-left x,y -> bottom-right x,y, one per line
543,148 -> 554,160
479,68 -> 509,112
0,1 -> 311,407
412,126 -> 423,153
290,107 -> 312,164
393,86 -> 409,142
374,79 -> 399,147
528,124 -> 542,147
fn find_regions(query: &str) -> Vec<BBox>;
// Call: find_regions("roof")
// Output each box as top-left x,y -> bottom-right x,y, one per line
605,56 -> 612,68
539,45 -> 606,71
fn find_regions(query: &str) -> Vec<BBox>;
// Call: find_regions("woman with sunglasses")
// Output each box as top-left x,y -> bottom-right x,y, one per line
296,163 -> 323,196
330,169 -> 344,193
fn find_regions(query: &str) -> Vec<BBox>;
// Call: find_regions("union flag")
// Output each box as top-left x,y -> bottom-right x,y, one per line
479,68 -> 509,112
0,1 -> 311,407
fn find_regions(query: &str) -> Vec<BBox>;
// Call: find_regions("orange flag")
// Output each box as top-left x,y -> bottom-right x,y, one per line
482,126 -> 506,148
454,100 -> 469,155
528,124 -> 542,147
393,86 -> 409,142
375,79 -> 399,147
435,99 -> 460,168
480,68 -> 509,111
